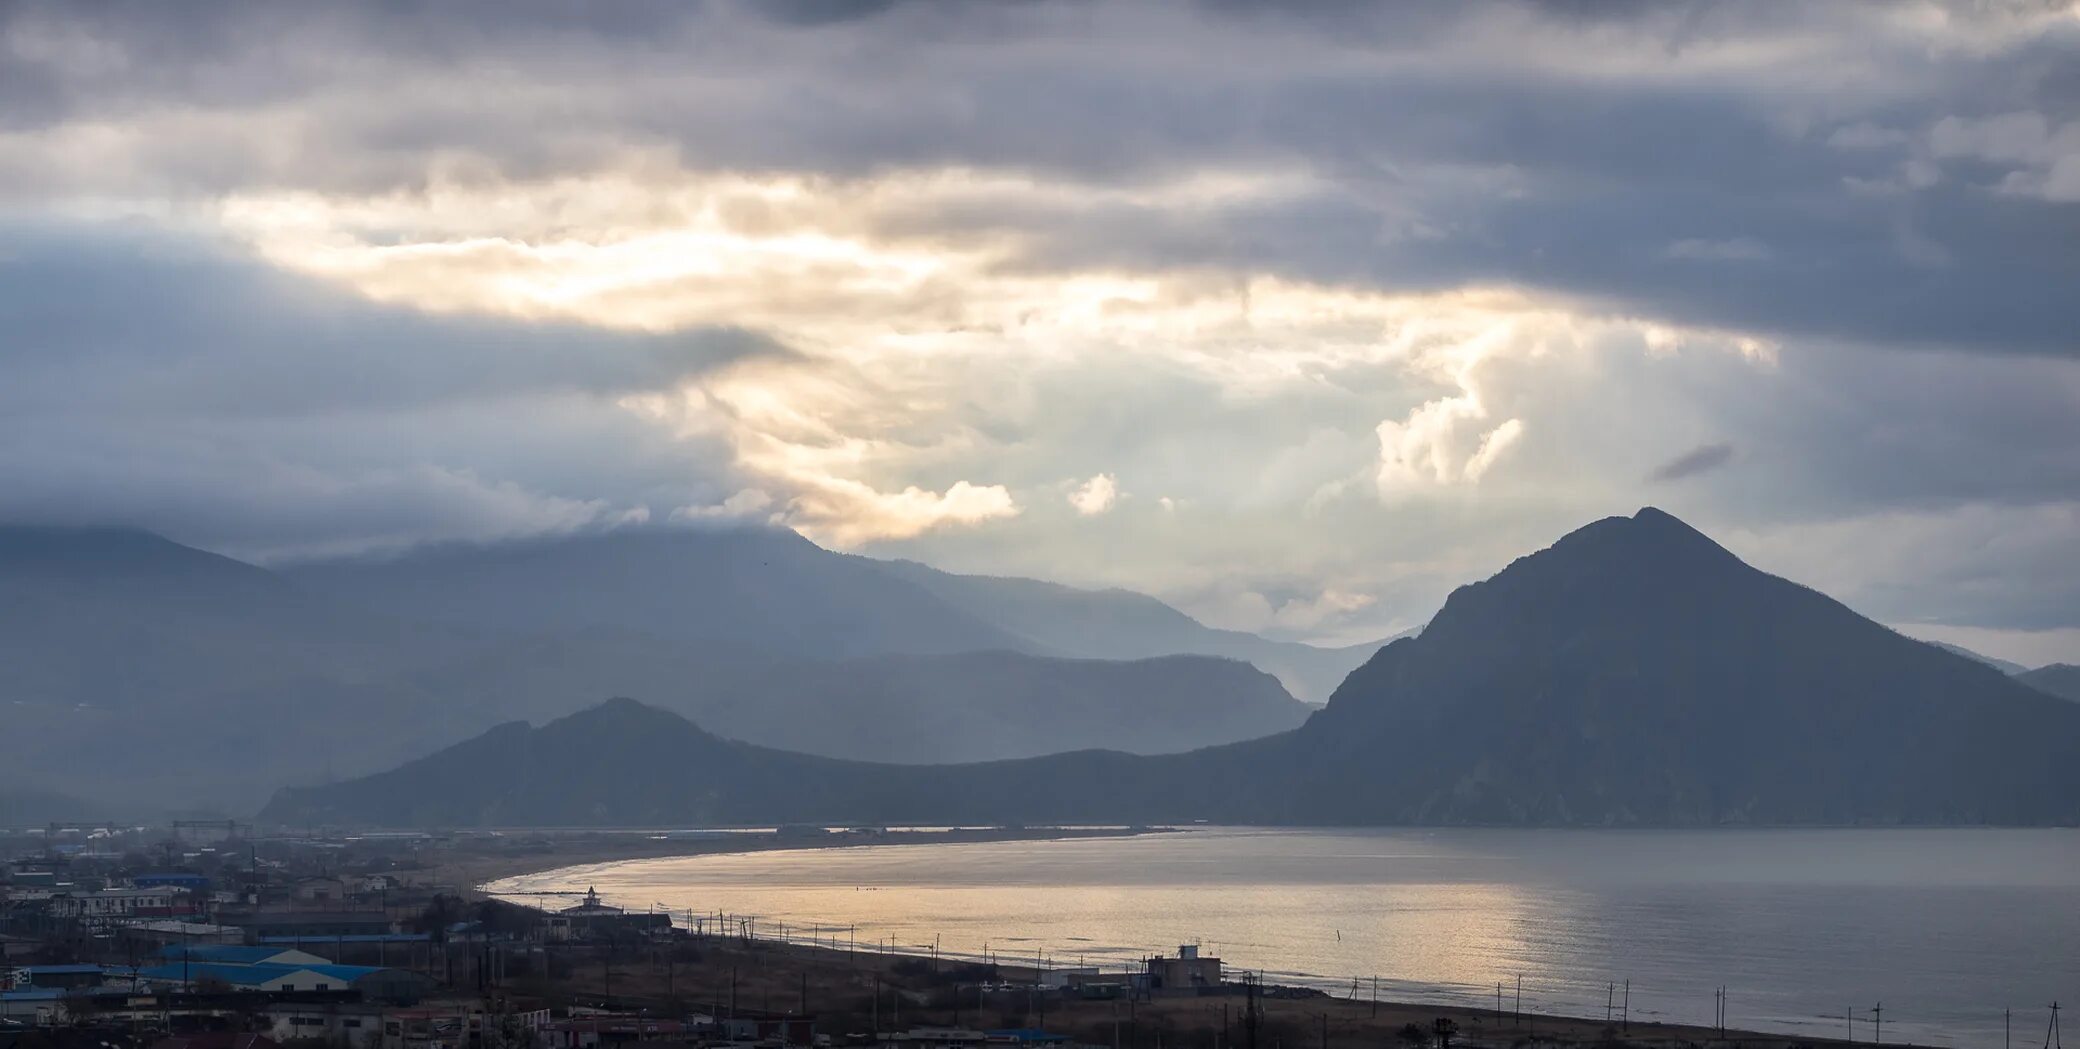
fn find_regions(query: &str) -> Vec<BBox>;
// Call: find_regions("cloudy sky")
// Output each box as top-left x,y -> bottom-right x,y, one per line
5,0 -> 2078,663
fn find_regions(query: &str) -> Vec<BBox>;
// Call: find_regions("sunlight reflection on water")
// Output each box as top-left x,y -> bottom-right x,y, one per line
488,826 -> 2080,1047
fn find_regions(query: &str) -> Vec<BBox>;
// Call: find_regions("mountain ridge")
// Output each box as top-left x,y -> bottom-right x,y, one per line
2017,663 -> 2080,703
0,523 -> 1325,805
261,508 -> 2080,828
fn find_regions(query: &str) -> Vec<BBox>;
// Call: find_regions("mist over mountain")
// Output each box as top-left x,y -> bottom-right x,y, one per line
400,638 -> 1307,763
286,529 -> 1379,701
1925,641 -> 2028,676
0,524 -> 1318,809
0,784 -> 106,826
263,509 -> 2080,828
2017,664 -> 2080,704
284,528 -> 1028,659
865,559 -> 1392,700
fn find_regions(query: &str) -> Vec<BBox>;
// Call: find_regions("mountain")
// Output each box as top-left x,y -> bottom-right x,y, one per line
287,528 -> 1380,700
284,528 -> 1027,659
2016,664 -> 2080,703
0,525 -> 1311,806
260,698 -> 925,828
1263,508 -> 2080,824
865,559 -> 1392,700
0,525 -> 447,709
0,525 -> 479,804
1925,641 -> 2028,675
0,784 -> 105,827
395,639 -> 1309,763
262,509 -> 2080,828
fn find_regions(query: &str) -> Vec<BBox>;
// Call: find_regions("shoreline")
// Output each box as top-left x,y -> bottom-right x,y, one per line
447,827 -> 1942,1049
432,824 -> 1168,897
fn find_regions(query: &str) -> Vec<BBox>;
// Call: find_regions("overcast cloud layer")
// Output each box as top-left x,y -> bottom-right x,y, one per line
3,0 -> 2077,663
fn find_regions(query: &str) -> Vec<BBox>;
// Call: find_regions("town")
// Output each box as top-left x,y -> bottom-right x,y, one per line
0,822 -> 1341,1049
0,822 -> 1920,1049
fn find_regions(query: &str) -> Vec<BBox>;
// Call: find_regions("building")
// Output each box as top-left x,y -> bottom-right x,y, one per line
160,945 -> 333,967
713,1014 -> 815,1047
557,888 -> 671,938
134,873 -> 215,894
119,920 -> 246,948
47,887 -> 199,920
0,988 -> 66,1025
881,1028 -> 989,1049
985,1031 -> 1071,1047
6,965 -> 110,991
1037,968 -> 1100,990
263,1001 -> 391,1045
137,961 -> 435,1002
1142,946 -> 1220,996
292,877 -> 349,904
542,1016 -> 699,1049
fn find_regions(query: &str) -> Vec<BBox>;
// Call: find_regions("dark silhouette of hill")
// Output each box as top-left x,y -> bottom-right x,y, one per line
397,640 -> 1309,763
2017,664 -> 2080,703
261,509 -> 2080,828
1267,508 -> 2080,824
261,697 -> 1197,827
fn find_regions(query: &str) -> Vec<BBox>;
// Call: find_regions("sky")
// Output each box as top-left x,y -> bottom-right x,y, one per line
4,1 -> 2078,664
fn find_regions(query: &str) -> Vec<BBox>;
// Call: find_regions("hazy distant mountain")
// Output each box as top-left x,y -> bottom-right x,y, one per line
660,650 -> 1307,763
265,509 -> 2080,828
1,525 -> 1312,807
285,528 -> 1028,659
2017,664 -> 2080,703
0,525 -> 478,805
1924,641 -> 2028,675
287,527 -> 1379,701
0,784 -> 104,827
399,638 -> 1308,763
865,559 -> 1393,700
0,526 -> 448,709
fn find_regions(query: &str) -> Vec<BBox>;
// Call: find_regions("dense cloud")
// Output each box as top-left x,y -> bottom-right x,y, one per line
0,225 -> 763,559
2,1 -> 2077,659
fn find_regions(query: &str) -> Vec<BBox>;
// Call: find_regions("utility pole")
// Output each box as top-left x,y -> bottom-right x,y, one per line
1872,1002 -> 1883,1046
1623,979 -> 1630,1034
1244,972 -> 1261,1049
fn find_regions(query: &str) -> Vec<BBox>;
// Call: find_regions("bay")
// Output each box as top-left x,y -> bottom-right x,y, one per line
486,827 -> 2080,1047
